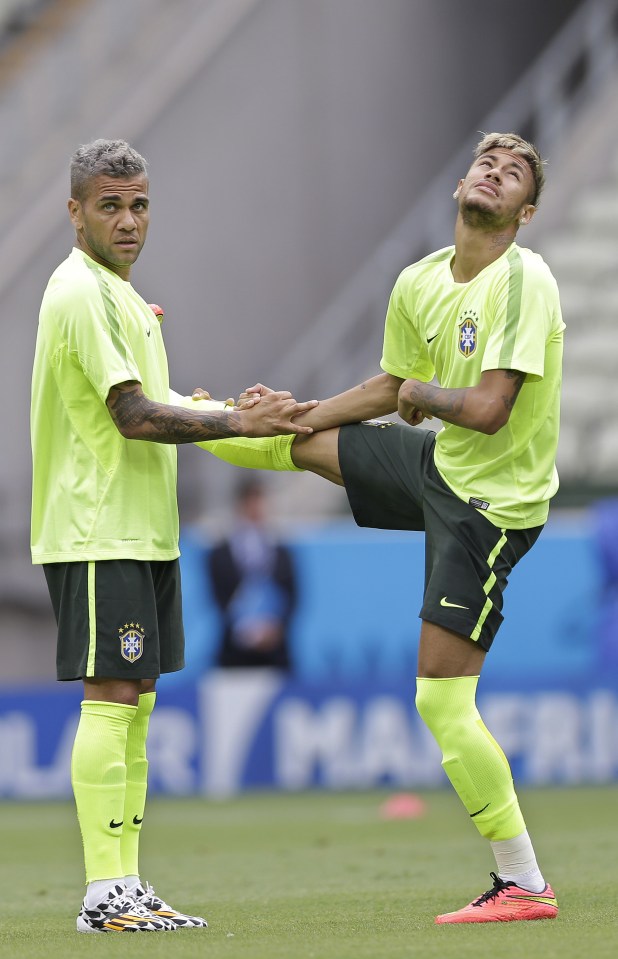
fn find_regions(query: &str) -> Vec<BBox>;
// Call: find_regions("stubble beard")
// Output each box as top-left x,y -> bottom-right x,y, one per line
460,197 -> 516,236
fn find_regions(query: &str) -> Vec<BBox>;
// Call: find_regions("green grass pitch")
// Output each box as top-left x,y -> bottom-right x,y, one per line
1,786 -> 617,958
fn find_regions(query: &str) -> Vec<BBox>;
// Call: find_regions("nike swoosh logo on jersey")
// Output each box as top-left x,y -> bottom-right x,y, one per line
427,333 -> 439,343
146,328 -> 151,337
440,597 -> 469,609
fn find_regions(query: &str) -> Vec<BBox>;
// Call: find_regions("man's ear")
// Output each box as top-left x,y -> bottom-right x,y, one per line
518,204 -> 536,227
67,197 -> 82,229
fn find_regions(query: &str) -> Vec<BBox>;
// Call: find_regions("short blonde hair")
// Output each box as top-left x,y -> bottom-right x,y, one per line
474,132 -> 545,206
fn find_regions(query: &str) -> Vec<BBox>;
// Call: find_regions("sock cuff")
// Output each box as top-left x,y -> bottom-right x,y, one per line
415,675 -> 480,683
81,700 -> 138,724
171,391 -> 228,412
416,675 -> 480,698
272,434 -> 305,472
125,694 -> 155,766
136,691 -> 156,720
415,676 -> 480,722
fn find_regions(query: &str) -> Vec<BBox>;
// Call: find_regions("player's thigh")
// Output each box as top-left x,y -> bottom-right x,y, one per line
83,676 -> 143,705
292,428 -> 343,485
338,421 -> 433,530
417,620 -> 486,678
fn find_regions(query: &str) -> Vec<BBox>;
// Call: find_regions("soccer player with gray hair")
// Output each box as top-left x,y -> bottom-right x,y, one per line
31,138 -> 317,932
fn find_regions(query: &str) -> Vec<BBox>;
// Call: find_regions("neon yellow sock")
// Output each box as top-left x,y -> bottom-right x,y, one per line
415,676 -> 526,841
173,393 -> 304,471
196,433 -> 304,471
120,692 -> 156,879
71,700 -> 137,882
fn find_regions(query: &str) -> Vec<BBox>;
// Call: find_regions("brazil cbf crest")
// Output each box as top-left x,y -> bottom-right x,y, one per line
458,311 -> 478,357
119,622 -> 145,663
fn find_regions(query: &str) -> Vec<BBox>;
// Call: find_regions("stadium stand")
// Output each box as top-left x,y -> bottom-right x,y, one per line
0,0 -> 43,33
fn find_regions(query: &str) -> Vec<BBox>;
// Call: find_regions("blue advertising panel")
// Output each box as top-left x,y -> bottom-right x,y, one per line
178,517 -> 601,683
2,516 -> 612,800
2,672 -> 618,799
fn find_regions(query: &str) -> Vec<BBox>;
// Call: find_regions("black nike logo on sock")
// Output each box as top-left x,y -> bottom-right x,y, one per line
109,819 -> 123,828
132,815 -> 144,825
470,802 -> 490,818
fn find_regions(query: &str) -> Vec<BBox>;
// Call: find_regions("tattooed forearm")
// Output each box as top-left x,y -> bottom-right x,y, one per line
400,368 -> 525,434
501,370 -> 526,411
404,382 -> 467,418
108,384 -> 242,443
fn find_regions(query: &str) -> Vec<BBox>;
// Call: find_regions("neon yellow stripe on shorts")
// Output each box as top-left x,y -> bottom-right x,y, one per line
86,561 -> 97,676
470,530 -> 507,642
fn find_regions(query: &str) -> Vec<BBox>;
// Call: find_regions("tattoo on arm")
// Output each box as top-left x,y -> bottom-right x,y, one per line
501,370 -> 526,411
108,384 -> 241,443
406,382 -> 466,418
404,368 -> 525,430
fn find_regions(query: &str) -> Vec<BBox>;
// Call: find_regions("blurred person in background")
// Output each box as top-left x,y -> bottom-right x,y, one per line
30,138 -> 316,934
194,132 -> 563,924
208,478 -> 297,671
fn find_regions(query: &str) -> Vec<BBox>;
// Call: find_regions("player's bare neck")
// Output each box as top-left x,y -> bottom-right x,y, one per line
452,220 -> 514,283
75,235 -> 132,281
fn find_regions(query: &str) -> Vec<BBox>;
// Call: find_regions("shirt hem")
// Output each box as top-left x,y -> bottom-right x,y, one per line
433,466 -> 550,530
32,548 -> 180,564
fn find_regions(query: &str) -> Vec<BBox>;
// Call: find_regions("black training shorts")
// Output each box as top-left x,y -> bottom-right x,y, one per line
338,421 -> 542,651
43,559 -> 185,681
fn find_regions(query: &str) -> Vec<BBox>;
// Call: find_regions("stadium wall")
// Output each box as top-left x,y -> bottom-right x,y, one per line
2,674 -> 618,799
2,512 -> 617,799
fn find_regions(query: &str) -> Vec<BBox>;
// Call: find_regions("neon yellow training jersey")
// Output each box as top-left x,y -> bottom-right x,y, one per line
31,248 -> 179,563
381,243 -> 564,530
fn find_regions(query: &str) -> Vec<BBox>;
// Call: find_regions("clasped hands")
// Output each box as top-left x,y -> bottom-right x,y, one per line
191,377 -> 432,431
191,383 -> 318,436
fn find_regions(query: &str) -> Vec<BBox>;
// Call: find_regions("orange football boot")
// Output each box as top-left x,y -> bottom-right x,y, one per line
435,872 -> 558,924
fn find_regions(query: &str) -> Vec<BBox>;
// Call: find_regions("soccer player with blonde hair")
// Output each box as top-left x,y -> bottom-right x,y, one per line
197,131 -> 563,923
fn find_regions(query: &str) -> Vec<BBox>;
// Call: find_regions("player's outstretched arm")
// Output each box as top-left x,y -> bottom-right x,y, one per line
166,388 -> 305,473
106,381 -> 318,443
398,368 -> 525,434
167,372 -> 403,477
245,372 -> 403,432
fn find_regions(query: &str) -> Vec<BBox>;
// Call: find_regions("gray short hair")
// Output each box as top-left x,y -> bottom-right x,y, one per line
70,139 -> 148,200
